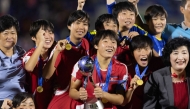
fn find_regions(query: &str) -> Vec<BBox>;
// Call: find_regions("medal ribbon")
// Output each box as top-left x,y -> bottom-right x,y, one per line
95,57 -> 112,92
152,36 -> 165,56
38,56 -> 43,87
66,36 -> 89,55
66,37 -> 82,47
135,64 -> 148,79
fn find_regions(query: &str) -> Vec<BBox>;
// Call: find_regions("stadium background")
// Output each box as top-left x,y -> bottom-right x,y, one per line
0,0 -> 183,50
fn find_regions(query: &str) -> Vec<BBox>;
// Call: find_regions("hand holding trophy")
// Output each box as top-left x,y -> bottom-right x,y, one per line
78,56 -> 104,109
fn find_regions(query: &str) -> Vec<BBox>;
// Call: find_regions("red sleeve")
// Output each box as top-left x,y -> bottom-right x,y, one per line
54,52 -> 62,68
76,71 -> 84,80
22,49 -> 34,69
117,62 -> 129,91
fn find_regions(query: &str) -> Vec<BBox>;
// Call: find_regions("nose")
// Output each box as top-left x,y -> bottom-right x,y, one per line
177,53 -> 184,60
140,49 -> 146,55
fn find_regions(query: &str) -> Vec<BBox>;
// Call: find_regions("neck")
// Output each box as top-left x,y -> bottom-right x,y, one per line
183,20 -> 190,28
97,54 -> 112,70
40,48 -> 48,59
0,46 -> 14,57
171,67 -> 186,78
70,35 -> 82,45
138,65 -> 147,72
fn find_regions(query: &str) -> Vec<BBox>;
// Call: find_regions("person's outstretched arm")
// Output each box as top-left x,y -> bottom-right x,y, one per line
42,39 -> 68,79
77,0 -> 86,10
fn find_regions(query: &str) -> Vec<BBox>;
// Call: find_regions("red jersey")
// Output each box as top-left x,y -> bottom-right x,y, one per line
48,38 -> 90,109
23,48 -> 54,109
72,56 -> 129,109
117,56 -> 164,109
114,45 -> 133,66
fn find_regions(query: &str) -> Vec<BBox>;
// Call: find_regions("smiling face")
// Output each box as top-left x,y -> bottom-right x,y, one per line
68,18 -> 89,40
15,98 -> 35,109
0,26 -> 17,49
133,46 -> 152,68
117,10 -> 136,31
32,27 -> 54,49
147,15 -> 166,35
95,36 -> 117,59
103,20 -> 118,34
180,0 -> 190,23
170,46 -> 189,72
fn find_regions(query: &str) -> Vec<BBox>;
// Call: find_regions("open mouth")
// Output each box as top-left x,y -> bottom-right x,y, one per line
125,21 -> 131,25
106,49 -> 114,53
176,61 -> 185,65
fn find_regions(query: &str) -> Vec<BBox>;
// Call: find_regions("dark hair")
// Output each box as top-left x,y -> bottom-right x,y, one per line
144,4 -> 168,22
112,1 -> 137,18
180,0 -> 188,7
129,35 -> 153,52
67,10 -> 90,27
12,92 -> 35,108
95,14 -> 119,32
93,30 -> 119,46
162,37 -> 190,66
29,19 -> 54,37
0,14 -> 20,34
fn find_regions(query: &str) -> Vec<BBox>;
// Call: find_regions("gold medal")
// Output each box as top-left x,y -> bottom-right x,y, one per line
65,43 -> 72,50
137,79 -> 143,86
37,86 -> 43,93
101,98 -> 108,103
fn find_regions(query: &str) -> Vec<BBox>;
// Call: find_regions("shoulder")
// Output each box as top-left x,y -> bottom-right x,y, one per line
15,45 -> 26,56
152,66 -> 170,77
112,59 -> 128,72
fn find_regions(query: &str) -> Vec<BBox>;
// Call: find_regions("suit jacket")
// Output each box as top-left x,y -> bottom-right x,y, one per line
143,66 -> 190,109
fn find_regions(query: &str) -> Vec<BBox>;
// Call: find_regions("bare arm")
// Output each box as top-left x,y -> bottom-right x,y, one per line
128,0 -> 145,27
77,0 -> 86,10
107,0 -> 115,5
42,39 -> 68,79
69,76 -> 88,100
123,75 -> 139,105
24,28 -> 45,72
94,86 -> 124,105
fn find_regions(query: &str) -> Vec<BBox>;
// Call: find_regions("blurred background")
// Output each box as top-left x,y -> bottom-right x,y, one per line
0,0 -> 183,51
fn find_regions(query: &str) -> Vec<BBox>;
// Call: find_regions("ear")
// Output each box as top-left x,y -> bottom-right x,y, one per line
31,37 -> 36,42
180,6 -> 185,14
67,25 -> 71,30
94,45 -> 98,50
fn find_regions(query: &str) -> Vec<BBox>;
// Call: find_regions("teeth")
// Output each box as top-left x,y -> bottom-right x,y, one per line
125,21 -> 130,24
106,49 -> 113,52
45,41 -> 50,43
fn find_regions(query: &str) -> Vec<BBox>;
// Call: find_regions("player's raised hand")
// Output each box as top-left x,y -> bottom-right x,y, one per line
128,0 -> 139,6
77,0 -> 86,10
106,0 -> 115,5
32,27 -> 46,45
129,75 -> 140,90
55,39 -> 68,52
128,31 -> 139,39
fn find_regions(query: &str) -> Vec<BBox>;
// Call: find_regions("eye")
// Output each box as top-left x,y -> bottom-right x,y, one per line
76,22 -> 80,24
83,23 -> 88,26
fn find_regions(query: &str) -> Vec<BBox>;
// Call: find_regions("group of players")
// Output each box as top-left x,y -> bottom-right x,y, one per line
0,0 -> 190,109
